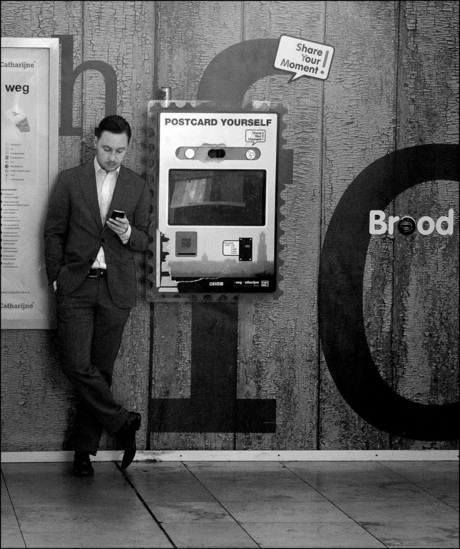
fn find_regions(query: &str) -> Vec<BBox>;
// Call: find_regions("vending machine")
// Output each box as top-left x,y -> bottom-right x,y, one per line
148,101 -> 280,295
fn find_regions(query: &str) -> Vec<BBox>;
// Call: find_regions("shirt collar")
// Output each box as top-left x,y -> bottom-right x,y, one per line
94,156 -> 121,178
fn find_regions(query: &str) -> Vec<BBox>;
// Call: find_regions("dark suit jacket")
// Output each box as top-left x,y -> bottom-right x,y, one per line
44,161 -> 151,308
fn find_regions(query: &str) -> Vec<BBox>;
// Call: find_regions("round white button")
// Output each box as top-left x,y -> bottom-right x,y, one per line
246,149 -> 256,160
185,148 -> 195,159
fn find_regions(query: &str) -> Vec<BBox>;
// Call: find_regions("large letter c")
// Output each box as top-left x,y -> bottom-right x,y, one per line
319,144 -> 459,440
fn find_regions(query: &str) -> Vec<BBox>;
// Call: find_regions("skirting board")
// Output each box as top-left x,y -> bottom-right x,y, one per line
1,450 -> 458,463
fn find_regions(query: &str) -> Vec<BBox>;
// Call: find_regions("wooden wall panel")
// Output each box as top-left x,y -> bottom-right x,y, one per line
320,1 -> 397,449
0,330 -> 76,450
390,1 -> 459,449
151,302 -> 195,450
155,1 -> 243,101
80,1 -> 156,173
236,1 -> 325,450
151,1 -> 244,450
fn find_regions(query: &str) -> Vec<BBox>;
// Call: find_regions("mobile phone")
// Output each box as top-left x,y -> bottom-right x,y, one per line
110,209 -> 125,220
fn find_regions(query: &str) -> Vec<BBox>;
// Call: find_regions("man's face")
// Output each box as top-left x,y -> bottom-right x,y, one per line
94,130 -> 129,172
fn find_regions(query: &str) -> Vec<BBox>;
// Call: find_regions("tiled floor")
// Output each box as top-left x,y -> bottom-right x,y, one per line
1,460 -> 458,548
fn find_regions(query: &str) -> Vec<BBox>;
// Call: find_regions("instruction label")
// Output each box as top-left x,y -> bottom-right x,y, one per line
223,240 -> 239,256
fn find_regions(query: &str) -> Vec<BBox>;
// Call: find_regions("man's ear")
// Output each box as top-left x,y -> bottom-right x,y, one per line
93,136 -> 98,148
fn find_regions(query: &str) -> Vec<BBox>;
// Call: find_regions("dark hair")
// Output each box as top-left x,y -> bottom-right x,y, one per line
95,115 -> 132,142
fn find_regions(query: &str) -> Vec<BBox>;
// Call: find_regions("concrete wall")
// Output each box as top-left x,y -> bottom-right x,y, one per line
1,1 -> 458,452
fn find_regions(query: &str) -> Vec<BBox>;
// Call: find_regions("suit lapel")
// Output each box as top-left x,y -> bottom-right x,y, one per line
108,165 -> 128,213
79,162 -> 104,231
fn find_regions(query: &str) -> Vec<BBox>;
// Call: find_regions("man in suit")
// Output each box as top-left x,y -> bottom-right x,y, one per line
44,115 -> 150,476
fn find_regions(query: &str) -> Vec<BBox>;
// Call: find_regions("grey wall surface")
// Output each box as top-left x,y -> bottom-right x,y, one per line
1,1 -> 458,452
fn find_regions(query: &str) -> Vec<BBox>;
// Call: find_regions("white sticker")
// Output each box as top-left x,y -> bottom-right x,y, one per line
246,129 -> 266,145
274,35 -> 334,82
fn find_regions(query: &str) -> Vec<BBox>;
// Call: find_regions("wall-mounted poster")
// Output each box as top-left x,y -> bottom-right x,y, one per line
1,38 -> 59,329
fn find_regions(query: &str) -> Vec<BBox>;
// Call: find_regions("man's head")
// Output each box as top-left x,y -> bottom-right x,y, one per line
94,115 -> 132,172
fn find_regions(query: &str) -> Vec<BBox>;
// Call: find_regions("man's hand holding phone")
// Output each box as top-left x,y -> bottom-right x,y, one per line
106,210 -> 130,239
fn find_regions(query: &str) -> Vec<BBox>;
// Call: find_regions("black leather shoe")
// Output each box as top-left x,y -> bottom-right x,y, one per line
73,451 -> 94,477
117,412 -> 141,470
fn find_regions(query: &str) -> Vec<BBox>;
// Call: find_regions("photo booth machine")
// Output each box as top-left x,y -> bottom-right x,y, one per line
147,101 -> 280,296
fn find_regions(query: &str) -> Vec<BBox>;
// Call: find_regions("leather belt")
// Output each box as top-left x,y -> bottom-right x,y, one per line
87,268 -> 107,278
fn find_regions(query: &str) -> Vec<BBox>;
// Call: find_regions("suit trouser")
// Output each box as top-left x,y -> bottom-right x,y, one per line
57,276 -> 131,455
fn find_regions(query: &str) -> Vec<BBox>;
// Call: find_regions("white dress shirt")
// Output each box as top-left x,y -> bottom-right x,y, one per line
92,157 -> 120,270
